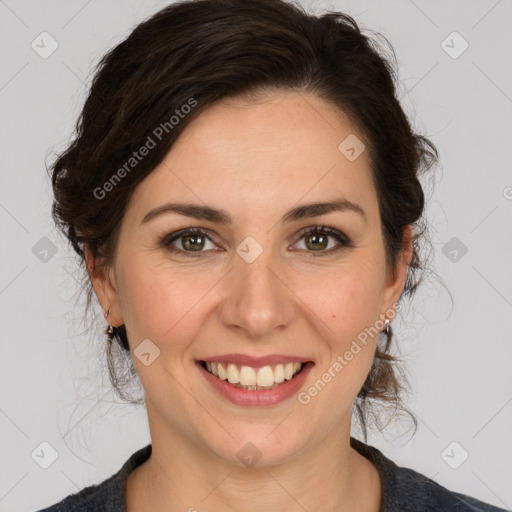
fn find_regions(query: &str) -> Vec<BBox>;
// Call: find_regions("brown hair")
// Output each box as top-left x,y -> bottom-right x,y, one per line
49,0 -> 439,439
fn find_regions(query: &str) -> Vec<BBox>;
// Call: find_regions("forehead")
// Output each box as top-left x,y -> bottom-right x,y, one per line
126,91 -> 378,226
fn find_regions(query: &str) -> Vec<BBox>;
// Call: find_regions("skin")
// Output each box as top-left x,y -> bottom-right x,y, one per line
85,90 -> 412,512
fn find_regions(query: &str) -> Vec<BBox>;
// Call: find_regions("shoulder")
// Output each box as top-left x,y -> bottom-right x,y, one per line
35,444 -> 152,512
35,475 -> 119,512
386,464 -> 507,512
350,437 -> 507,512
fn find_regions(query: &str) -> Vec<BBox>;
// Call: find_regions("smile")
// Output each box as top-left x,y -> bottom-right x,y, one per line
201,361 -> 303,390
197,358 -> 315,406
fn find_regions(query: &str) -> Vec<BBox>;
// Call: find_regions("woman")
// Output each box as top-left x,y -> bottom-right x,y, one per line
37,0 -> 506,510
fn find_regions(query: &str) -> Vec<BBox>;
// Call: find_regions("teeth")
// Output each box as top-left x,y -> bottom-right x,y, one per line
203,361 -> 303,388
256,366 -> 274,387
240,366 -> 256,386
217,363 -> 227,380
284,362 -> 294,380
274,364 -> 285,383
227,363 -> 240,384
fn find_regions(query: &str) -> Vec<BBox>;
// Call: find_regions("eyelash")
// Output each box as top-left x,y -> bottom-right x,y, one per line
160,224 -> 351,258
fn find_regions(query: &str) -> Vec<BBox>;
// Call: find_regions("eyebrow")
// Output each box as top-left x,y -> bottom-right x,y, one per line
140,198 -> 366,226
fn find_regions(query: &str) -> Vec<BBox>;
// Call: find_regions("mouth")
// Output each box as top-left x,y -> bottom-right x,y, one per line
196,357 -> 315,406
198,360 -> 309,391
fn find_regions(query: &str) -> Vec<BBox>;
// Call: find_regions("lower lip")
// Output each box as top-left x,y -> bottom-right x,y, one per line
196,361 -> 314,407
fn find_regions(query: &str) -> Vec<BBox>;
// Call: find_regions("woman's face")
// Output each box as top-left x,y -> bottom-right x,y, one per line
88,90 -> 410,466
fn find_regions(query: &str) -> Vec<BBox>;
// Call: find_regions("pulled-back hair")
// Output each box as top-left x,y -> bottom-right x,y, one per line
49,0 -> 439,439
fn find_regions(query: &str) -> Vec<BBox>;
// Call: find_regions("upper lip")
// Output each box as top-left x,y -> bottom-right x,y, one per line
198,354 -> 312,367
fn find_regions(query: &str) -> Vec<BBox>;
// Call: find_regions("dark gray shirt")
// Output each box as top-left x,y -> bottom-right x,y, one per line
36,438 -> 507,511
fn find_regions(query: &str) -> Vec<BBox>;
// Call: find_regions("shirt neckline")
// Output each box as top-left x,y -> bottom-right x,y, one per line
115,438 -> 396,511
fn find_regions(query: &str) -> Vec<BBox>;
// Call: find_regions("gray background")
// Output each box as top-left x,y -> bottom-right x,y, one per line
1,0 -> 511,510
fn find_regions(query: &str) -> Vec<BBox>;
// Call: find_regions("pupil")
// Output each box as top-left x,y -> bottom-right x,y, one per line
184,234 -> 204,251
307,233 -> 327,250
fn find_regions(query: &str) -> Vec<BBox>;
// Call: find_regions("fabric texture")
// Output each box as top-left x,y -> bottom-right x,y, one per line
36,438 -> 507,511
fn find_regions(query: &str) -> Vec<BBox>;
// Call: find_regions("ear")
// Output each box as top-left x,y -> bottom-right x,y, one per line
380,224 -> 413,324
84,243 -> 123,327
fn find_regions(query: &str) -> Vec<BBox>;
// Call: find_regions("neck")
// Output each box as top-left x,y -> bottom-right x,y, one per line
126,407 -> 381,512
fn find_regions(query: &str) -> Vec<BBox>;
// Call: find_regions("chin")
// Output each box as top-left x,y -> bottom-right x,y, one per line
210,430 -> 305,469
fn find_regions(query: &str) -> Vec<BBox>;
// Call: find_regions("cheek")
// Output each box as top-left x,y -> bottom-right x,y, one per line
304,264 -> 384,337
297,272 -> 381,412
115,257 -> 217,350
299,264 -> 383,386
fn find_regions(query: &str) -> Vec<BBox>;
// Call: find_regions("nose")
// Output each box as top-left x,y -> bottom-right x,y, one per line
218,251 -> 296,340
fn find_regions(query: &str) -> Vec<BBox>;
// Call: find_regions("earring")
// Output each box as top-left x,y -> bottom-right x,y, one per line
104,307 -> 114,335
383,317 -> 390,335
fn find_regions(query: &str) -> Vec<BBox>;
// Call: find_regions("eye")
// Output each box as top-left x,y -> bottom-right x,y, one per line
160,224 -> 351,257
293,224 -> 351,257
161,227 -> 218,256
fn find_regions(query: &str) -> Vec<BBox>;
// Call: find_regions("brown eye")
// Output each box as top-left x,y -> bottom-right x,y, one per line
295,225 -> 351,256
304,232 -> 329,251
162,228 -> 217,255
180,232 -> 206,251
161,225 -> 351,258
